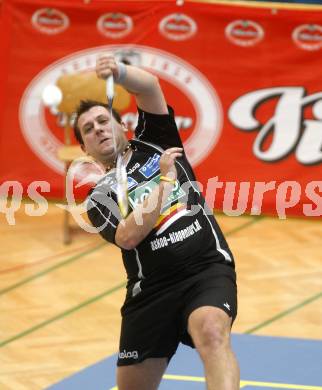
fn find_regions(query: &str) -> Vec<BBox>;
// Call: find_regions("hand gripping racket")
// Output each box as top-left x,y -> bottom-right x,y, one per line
106,75 -> 129,219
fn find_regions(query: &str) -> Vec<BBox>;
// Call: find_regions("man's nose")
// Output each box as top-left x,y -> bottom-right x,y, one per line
94,122 -> 103,133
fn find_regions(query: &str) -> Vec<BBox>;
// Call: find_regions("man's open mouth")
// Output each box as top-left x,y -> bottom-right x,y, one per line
99,138 -> 109,144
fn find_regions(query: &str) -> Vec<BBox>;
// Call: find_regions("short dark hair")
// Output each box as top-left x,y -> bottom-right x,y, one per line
73,99 -> 122,145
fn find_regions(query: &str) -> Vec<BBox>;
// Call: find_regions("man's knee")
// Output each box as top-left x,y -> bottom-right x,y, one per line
188,306 -> 232,355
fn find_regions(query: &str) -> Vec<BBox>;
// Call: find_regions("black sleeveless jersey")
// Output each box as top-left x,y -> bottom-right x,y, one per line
87,106 -> 234,297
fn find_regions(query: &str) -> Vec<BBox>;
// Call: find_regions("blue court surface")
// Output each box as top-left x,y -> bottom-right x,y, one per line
47,334 -> 322,390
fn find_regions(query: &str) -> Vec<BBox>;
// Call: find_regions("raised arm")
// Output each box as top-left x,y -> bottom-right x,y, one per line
96,54 -> 168,115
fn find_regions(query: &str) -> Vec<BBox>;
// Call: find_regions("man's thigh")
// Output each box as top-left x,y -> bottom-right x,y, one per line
180,265 -> 237,347
118,287 -> 182,365
117,358 -> 168,390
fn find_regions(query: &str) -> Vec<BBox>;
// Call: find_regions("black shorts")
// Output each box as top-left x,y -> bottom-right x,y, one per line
117,263 -> 237,366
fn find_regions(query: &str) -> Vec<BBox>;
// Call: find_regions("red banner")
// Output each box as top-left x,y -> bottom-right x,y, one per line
1,0 -> 321,218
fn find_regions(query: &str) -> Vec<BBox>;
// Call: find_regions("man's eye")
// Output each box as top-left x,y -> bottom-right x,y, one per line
84,126 -> 92,133
99,119 -> 108,124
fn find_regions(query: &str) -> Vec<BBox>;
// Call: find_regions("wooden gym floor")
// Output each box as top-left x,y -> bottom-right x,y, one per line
0,201 -> 321,389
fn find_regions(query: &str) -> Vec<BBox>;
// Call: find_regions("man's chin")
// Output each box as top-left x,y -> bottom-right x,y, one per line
100,144 -> 115,156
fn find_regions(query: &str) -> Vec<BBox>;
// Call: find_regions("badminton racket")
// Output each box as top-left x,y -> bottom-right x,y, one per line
106,75 -> 129,219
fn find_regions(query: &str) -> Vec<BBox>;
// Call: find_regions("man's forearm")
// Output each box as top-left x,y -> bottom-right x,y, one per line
115,181 -> 173,250
117,64 -> 157,94
116,63 -> 168,114
96,55 -> 168,114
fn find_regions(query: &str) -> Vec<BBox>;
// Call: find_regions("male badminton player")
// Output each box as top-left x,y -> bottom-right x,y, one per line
73,55 -> 239,390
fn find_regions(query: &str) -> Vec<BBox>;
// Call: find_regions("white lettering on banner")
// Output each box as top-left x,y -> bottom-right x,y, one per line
150,219 -> 202,251
38,17 -> 64,26
103,22 -> 127,29
175,116 -> 193,131
228,87 -> 322,165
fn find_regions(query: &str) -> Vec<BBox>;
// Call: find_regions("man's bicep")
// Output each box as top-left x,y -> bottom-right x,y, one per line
134,83 -> 168,115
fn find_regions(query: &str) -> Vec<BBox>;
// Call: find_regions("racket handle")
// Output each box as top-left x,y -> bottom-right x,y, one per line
106,75 -> 114,103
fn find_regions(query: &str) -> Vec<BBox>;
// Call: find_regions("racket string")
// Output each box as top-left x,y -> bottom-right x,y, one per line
107,77 -> 129,218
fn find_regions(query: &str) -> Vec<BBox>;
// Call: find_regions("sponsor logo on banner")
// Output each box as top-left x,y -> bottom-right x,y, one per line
31,8 -> 69,35
97,13 -> 133,38
19,45 -> 221,174
225,20 -> 264,47
228,87 -> 322,165
139,153 -> 160,178
159,13 -> 197,41
292,24 -> 322,51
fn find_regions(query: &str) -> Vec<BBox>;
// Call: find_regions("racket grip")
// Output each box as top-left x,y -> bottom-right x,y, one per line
106,75 -> 114,102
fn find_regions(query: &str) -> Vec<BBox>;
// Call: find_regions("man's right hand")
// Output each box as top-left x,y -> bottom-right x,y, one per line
96,53 -> 168,115
159,148 -> 183,181
96,54 -> 119,80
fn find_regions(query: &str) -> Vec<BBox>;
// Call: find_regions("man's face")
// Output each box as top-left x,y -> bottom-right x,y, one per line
78,106 -> 124,165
